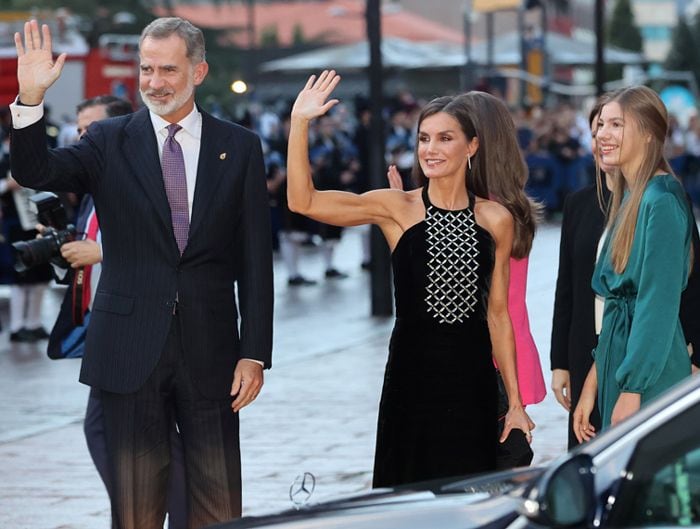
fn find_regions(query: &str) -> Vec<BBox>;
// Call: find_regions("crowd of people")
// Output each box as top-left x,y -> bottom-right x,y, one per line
1,14 -> 699,529
247,85 -> 700,288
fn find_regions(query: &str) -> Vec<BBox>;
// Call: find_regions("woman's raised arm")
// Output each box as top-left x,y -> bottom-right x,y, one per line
287,70 -> 399,228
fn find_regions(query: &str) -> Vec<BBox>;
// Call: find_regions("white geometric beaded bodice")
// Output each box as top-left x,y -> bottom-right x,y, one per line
424,204 -> 480,324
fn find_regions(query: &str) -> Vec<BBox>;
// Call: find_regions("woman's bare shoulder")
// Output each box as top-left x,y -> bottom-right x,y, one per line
474,197 -> 514,240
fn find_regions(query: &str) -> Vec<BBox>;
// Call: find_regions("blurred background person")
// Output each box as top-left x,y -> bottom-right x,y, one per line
550,97 -> 611,448
0,135 -> 52,342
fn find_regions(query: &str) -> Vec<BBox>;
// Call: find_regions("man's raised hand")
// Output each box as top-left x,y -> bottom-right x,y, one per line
14,20 -> 66,105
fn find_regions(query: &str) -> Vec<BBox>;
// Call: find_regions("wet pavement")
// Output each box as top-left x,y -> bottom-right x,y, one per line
0,224 -> 570,528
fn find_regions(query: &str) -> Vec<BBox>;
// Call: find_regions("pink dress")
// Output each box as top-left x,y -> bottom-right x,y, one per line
507,256 -> 546,405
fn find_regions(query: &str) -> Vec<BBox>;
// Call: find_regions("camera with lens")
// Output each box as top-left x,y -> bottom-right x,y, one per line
12,192 -> 76,272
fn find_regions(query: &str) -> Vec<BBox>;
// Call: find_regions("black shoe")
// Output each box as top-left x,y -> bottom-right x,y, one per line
325,268 -> 348,279
288,275 -> 317,286
27,326 -> 50,340
10,328 -> 37,343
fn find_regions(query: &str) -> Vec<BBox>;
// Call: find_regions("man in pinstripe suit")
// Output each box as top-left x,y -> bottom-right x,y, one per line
10,17 -> 273,529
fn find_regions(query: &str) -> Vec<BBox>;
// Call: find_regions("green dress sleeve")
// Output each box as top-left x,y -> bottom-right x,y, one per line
615,193 -> 689,393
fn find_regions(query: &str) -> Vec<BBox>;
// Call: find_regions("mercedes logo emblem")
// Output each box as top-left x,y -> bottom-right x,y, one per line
289,472 -> 316,508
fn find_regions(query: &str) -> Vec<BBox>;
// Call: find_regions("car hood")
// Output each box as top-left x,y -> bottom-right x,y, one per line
209,467 -> 544,529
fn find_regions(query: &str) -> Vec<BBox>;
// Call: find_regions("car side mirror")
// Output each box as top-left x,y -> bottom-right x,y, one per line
520,453 -> 595,527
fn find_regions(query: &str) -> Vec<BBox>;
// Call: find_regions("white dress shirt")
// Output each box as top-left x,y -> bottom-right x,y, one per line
594,228 -> 608,336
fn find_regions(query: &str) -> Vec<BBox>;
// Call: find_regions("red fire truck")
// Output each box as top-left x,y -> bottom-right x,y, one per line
1,12 -> 139,118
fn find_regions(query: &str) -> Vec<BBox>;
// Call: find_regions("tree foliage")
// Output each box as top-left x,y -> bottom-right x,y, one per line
292,23 -> 305,46
260,25 -> 279,48
666,16 -> 695,71
606,0 -> 643,80
607,0 -> 643,52
666,13 -> 700,88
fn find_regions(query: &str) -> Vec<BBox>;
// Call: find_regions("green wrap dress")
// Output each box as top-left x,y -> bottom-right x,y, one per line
592,174 -> 693,428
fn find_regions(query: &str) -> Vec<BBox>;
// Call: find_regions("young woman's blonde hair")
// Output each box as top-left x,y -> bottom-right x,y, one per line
601,86 -> 677,273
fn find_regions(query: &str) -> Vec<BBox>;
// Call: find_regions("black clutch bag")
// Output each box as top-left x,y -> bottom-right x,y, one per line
495,370 -> 534,469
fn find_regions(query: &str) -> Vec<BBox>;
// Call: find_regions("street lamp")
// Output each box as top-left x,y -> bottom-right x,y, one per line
246,0 -> 257,86
366,0 -> 392,317
462,0 -> 474,91
595,0 -> 605,96
230,80 -> 248,94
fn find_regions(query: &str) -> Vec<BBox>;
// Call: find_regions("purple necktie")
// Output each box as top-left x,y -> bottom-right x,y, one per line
162,123 -> 189,254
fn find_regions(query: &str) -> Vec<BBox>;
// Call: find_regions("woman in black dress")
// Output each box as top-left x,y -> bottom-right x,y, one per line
287,71 -> 534,487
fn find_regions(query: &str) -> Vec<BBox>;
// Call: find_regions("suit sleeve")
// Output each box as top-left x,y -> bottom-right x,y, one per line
550,193 -> 575,370
10,117 -> 102,195
237,136 -> 274,368
616,194 -> 690,392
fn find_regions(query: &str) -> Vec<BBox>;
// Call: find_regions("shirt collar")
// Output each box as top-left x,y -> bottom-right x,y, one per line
149,105 -> 202,140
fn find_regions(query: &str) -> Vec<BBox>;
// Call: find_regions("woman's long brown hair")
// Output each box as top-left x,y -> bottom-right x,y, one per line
460,92 -> 542,258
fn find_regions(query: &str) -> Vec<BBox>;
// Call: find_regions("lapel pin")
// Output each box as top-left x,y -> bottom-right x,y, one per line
219,152 -> 227,160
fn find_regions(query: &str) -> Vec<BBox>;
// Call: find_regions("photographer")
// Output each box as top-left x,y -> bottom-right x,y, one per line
0,134 -> 52,342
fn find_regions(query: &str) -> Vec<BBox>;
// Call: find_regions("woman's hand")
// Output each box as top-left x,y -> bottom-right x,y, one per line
290,70 -> 341,122
610,392 -> 640,426
387,164 -> 403,190
572,387 -> 596,443
501,405 -> 536,444
551,368 -> 571,411
4,176 -> 21,192
572,364 -> 598,443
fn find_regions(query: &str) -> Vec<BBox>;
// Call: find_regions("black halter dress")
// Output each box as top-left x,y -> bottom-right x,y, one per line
372,184 -> 498,488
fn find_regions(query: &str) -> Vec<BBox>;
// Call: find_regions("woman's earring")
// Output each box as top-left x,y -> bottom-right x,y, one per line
467,155 -> 472,171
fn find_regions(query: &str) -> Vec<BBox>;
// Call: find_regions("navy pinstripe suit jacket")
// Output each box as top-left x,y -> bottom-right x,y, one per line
11,107 -> 273,398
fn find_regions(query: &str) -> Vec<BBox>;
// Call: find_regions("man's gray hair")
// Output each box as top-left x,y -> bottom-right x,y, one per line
140,17 -> 206,64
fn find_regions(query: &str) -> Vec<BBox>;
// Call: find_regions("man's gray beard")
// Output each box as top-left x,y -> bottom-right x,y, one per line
139,85 -> 193,117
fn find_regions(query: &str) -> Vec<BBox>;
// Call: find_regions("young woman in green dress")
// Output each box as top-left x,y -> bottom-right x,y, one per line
573,86 -> 694,442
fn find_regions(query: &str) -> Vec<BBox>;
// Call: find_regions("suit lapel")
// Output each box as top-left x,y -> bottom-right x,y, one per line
122,108 -> 173,236
188,110 -> 235,244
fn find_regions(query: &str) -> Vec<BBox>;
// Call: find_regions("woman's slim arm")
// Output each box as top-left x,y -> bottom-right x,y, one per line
573,364 -> 598,442
483,201 -> 535,441
287,71 -> 398,228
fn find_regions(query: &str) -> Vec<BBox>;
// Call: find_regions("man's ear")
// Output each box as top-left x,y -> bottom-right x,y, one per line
193,61 -> 209,86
